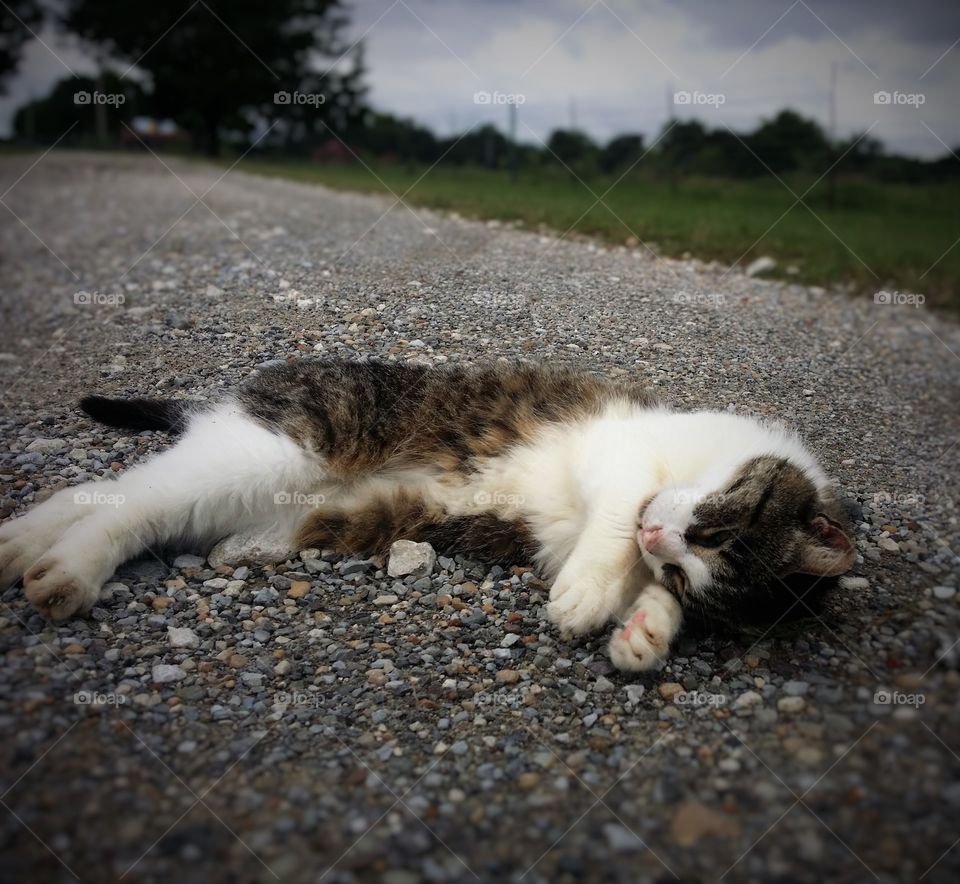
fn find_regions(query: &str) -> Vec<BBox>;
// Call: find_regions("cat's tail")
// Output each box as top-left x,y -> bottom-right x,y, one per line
80,395 -> 191,433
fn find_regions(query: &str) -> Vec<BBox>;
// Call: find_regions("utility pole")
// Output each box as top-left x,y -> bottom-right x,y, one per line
94,50 -> 109,148
508,100 -> 518,182
666,81 -> 678,192
23,90 -> 36,143
569,95 -> 577,131
829,61 -> 837,139
827,61 -> 838,209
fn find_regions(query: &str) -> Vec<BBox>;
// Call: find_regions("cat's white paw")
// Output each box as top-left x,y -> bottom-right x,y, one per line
0,487 -> 96,589
608,584 -> 682,671
0,526 -> 35,590
9,504 -> 117,620
22,554 -> 105,620
548,573 -> 622,636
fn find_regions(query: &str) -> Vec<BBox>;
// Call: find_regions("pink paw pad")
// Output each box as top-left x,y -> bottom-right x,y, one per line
619,609 -> 646,641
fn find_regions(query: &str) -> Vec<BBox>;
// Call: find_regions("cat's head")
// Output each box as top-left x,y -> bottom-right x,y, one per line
637,454 -> 855,625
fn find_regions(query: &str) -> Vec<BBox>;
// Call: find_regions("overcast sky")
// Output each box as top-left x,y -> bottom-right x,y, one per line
2,0 -> 958,157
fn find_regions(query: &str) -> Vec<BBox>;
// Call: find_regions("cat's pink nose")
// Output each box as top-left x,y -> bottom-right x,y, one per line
641,525 -> 664,552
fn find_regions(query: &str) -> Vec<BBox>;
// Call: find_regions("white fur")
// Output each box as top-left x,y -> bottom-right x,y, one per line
1,402 -> 324,619
449,401 -> 830,667
3,397 -> 829,669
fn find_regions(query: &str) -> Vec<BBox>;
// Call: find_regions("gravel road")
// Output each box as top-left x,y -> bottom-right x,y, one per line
1,151 -> 959,884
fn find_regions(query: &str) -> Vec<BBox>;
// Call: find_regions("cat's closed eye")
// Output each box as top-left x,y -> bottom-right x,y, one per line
686,527 -> 735,549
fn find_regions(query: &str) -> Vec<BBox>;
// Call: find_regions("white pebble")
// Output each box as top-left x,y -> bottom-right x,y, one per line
778,696 -> 806,714
167,627 -> 199,648
734,690 -> 764,709
387,540 -> 436,578
152,664 -> 187,684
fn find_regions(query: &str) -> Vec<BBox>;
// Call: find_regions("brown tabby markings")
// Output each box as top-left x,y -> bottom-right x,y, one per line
296,490 -> 537,563
239,361 -> 653,476
242,361 -> 652,560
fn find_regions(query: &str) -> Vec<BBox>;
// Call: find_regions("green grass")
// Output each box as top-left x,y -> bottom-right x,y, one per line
235,158 -> 959,309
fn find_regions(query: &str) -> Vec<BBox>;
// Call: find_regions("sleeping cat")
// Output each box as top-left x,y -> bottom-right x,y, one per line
0,359 -> 855,671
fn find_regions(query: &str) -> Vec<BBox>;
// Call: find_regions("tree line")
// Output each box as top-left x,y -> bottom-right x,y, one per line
3,1 -> 957,184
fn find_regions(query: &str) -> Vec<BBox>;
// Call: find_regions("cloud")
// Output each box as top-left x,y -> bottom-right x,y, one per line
666,0 -> 960,49
356,0 -> 960,156
1,0 -> 957,156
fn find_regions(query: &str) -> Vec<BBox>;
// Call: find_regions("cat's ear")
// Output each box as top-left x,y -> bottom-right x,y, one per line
793,514 -> 855,577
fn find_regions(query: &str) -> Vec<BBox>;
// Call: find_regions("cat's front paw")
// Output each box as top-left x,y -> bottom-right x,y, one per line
608,584 -> 682,671
548,574 -> 622,636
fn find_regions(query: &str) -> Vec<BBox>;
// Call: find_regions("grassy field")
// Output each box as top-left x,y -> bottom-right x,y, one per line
236,158 -> 959,310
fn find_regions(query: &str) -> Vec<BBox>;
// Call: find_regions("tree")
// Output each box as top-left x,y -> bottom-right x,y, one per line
657,119 -> 707,171
0,0 -> 42,93
834,131 -> 883,174
747,110 -> 830,173
61,0 -> 357,155
694,128 -> 758,177
545,128 -> 597,168
353,111 -> 439,164
271,41 -> 369,155
439,124 -> 509,167
13,70 -> 145,142
600,133 -> 644,174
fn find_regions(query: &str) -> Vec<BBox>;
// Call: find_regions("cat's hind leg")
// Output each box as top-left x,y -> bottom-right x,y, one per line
0,480 -> 107,592
15,402 -> 323,619
295,488 -> 442,555
295,486 -> 537,564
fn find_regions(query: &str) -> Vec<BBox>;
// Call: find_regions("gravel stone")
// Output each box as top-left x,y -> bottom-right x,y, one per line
167,627 -> 199,648
734,690 -> 764,709
26,438 -> 66,454
778,696 -> 807,714
387,540 -> 437,577
782,680 -> 810,696
151,664 -> 187,684
208,529 -> 293,567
